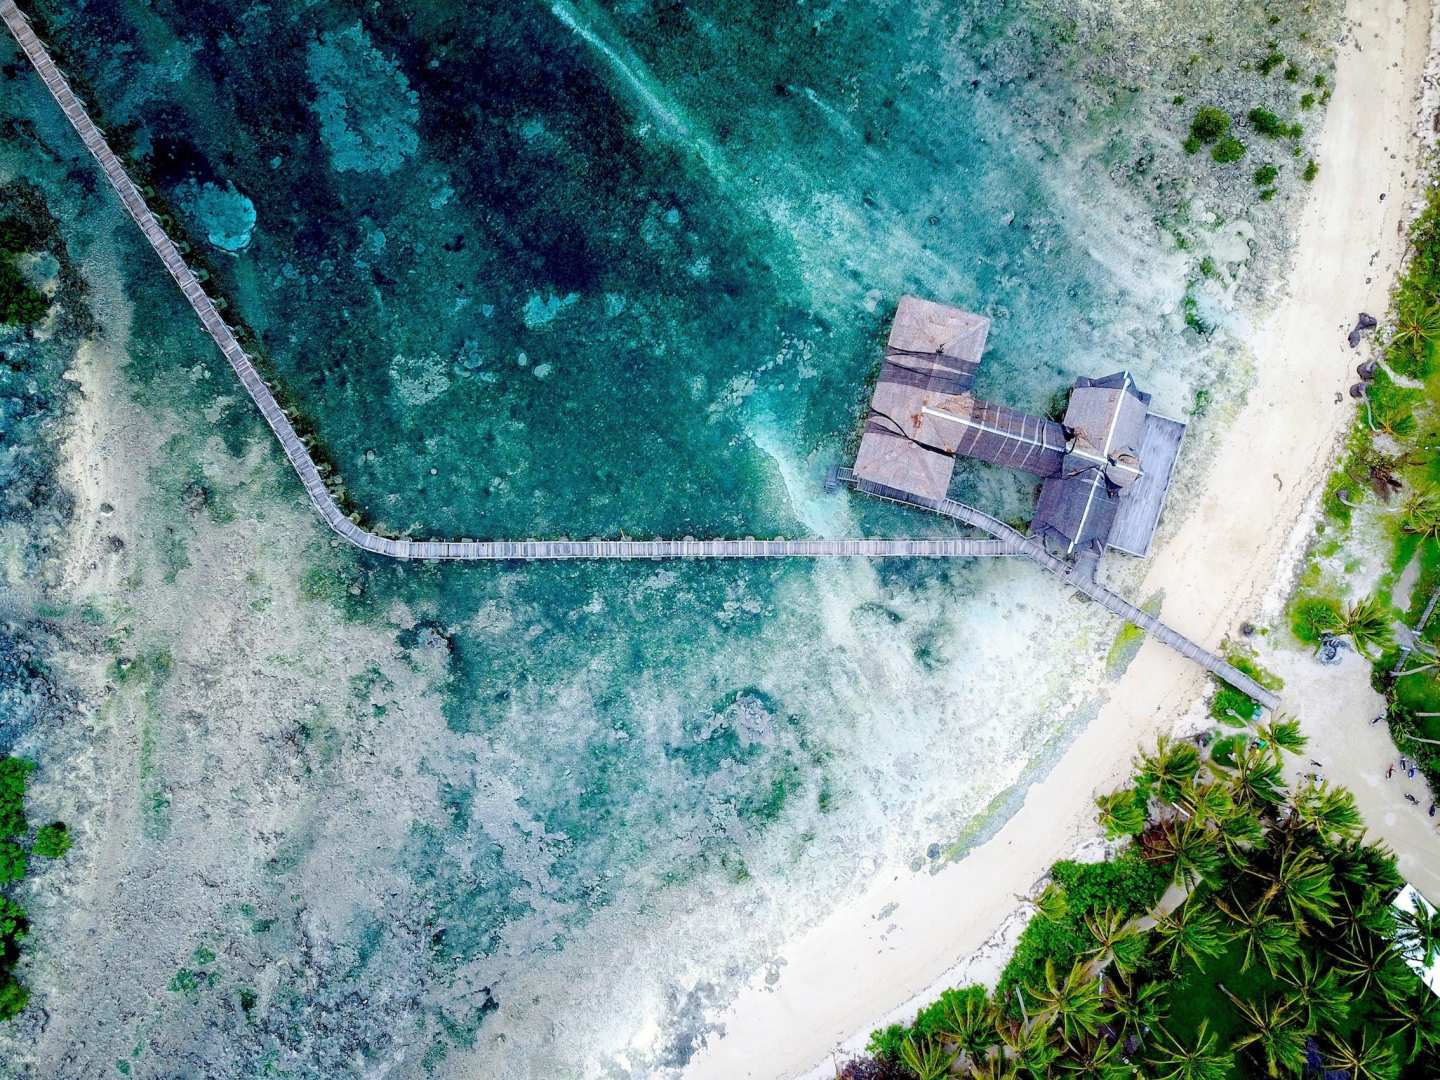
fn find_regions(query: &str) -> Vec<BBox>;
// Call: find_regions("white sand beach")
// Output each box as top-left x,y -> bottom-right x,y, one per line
685,1 -> 1438,1076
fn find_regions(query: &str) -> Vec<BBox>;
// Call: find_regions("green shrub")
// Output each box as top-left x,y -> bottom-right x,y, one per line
0,978 -> 26,1021
866,1022 -> 908,1060
1303,159 -> 1319,182
1254,164 -> 1279,186
912,985 -> 988,1041
1248,107 -> 1283,135
0,896 -> 27,959
1300,93 -> 1316,110
1211,685 -> 1260,725
1051,855 -> 1169,916
0,842 -> 25,885
33,822 -> 71,859
1259,51 -> 1285,76
1182,134 -> 1202,155
0,759 -> 32,838
1189,107 -> 1230,143
1291,594 -> 1342,644
1259,187 -> 1277,202
1284,64 -> 1300,82
1211,136 -> 1246,163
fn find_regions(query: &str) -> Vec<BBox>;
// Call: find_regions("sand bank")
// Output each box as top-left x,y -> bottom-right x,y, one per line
685,1 -> 1436,1075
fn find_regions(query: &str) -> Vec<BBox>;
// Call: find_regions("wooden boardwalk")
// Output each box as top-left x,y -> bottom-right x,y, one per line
2,1 -> 1279,709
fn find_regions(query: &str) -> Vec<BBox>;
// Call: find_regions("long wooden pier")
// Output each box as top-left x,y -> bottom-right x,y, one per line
0,0 -> 1280,709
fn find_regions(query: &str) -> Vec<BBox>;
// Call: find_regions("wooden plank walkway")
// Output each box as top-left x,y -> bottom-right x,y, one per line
1,2 -> 1280,710
0,1 -> 1034,566
836,470 -> 1282,711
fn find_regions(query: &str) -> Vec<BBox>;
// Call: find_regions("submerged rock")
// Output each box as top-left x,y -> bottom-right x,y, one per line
174,179 -> 256,253
307,24 -> 420,176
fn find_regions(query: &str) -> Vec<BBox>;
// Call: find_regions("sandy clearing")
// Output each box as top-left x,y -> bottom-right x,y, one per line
685,1 -> 1436,1076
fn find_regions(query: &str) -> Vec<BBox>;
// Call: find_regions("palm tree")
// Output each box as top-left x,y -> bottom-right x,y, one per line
1095,788 -> 1148,839
1335,596 -> 1394,660
965,1052 -> 1015,1080
1390,298 -> 1440,353
1220,988 -> 1308,1078
965,1052 -> 1019,1080
1175,779 -> 1233,826
1144,1019 -> 1231,1080
1051,1035 -> 1128,1078
1335,933 -> 1405,1000
1292,782 -> 1364,843
1213,802 -> 1265,866
1151,899 -> 1227,971
1382,988 -> 1440,1064
1369,396 -> 1418,440
1265,846 -> 1340,928
1104,975 -> 1165,1044
993,1014 -> 1059,1078
1136,736 -> 1201,804
1083,909 -> 1145,976
1280,953 -> 1352,1032
1255,716 -> 1306,760
1027,959 -> 1108,1050
899,1034 -> 956,1080
1035,883 -> 1070,924
934,989 -> 1001,1066
1150,818 -> 1223,888
1323,1029 -> 1400,1080
1215,894 -> 1302,976
1228,746 -> 1286,809
1400,490 -> 1440,541
1395,897 -> 1440,968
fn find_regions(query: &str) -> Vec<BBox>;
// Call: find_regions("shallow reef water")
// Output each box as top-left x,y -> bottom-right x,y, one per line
0,0 -> 1340,1075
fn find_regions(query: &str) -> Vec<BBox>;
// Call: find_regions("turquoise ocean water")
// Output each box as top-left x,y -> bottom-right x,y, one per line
0,1 -> 1336,1074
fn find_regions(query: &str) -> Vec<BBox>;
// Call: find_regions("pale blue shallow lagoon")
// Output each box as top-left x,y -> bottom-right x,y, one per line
0,1 -> 1337,1076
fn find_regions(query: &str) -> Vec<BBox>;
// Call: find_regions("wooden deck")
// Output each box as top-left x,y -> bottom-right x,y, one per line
1107,413 -> 1186,558
1,2 -> 1279,710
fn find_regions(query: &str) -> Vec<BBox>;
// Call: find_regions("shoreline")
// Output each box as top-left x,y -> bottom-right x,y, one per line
685,1 -> 1437,1076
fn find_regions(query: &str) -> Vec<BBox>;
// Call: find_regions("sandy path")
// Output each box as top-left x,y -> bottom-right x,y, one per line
1263,646 -> 1440,900
686,1 -> 1435,1076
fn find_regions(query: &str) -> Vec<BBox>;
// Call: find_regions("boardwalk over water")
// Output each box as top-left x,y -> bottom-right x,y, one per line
0,0 -> 1279,710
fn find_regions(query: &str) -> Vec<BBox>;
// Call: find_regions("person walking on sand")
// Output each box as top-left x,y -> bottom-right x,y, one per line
1387,764 -> 1395,779
1430,802 -> 1436,817
1406,794 -> 1420,805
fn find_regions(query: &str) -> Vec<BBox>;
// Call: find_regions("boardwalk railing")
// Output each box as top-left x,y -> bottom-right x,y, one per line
2,1 -> 1279,709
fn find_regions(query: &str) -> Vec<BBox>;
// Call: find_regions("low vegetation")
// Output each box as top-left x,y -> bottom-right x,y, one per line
842,727 -> 1440,1078
1287,178 -> 1440,800
0,755 -> 72,1020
